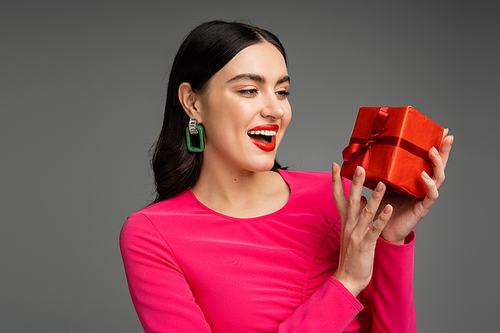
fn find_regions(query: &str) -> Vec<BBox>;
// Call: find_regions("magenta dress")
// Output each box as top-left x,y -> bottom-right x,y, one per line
120,170 -> 417,332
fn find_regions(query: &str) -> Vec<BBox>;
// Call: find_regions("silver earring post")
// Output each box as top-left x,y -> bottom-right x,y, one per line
188,118 -> 199,134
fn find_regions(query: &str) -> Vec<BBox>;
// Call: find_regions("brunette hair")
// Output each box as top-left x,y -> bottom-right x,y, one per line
151,20 -> 287,203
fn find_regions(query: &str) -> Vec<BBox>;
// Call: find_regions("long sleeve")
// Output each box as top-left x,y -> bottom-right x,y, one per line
120,213 -> 212,333
277,276 -> 363,332
358,232 -> 417,333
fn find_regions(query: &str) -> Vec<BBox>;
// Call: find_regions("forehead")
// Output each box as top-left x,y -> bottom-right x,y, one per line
212,42 -> 288,84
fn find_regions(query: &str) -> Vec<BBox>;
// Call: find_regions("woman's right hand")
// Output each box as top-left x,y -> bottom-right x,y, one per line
331,163 -> 393,297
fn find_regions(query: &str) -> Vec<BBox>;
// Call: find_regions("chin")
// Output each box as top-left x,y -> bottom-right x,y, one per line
246,157 -> 278,173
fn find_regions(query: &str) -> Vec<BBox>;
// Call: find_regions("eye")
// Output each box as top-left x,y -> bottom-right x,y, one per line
276,90 -> 290,100
237,89 -> 258,97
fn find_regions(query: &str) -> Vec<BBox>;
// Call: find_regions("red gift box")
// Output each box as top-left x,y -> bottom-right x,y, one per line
340,106 -> 444,199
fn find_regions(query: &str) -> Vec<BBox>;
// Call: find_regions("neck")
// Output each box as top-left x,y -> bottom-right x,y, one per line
191,160 -> 288,218
194,162 -> 272,203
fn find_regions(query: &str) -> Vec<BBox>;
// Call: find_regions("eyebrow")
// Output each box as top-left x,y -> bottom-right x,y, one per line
227,73 -> 290,85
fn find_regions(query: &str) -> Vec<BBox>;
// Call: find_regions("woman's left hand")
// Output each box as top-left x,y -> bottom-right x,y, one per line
378,130 -> 454,244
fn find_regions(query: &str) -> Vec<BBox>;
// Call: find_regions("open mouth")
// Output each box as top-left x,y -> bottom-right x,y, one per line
247,125 -> 279,151
247,130 -> 277,144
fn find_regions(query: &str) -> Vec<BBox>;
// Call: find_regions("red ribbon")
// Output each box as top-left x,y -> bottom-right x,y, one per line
342,107 -> 431,170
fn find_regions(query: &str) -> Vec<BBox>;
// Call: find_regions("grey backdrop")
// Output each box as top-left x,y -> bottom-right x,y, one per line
1,0 -> 498,332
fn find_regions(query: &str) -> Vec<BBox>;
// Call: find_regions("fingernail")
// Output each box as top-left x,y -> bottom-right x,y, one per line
355,166 -> 363,177
450,135 -> 454,146
431,147 -> 439,156
422,171 -> 431,180
375,181 -> 384,192
383,204 -> 391,214
333,163 -> 339,174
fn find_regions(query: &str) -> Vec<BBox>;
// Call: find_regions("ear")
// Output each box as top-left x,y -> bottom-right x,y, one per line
178,82 -> 203,122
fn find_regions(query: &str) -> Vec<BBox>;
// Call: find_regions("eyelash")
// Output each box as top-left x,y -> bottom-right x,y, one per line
238,89 -> 258,96
277,91 -> 290,99
237,89 -> 290,99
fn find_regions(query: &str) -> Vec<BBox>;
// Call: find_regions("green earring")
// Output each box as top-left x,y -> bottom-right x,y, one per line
186,118 -> 204,152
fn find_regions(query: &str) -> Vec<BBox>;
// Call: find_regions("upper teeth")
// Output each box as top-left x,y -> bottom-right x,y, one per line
248,130 -> 277,136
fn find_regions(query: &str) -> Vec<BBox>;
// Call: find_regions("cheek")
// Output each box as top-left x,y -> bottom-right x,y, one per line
281,105 -> 292,131
276,108 -> 291,145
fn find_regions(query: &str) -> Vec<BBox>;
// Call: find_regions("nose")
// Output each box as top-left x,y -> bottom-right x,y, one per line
260,92 -> 286,120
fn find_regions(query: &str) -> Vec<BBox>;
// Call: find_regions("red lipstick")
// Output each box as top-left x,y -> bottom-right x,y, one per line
249,124 -> 279,131
248,124 -> 279,152
249,135 -> 276,151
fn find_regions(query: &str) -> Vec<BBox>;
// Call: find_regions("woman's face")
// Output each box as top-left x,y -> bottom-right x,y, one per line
197,42 -> 291,173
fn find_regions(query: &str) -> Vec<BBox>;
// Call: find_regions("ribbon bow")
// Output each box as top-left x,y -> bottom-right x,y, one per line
342,107 -> 390,170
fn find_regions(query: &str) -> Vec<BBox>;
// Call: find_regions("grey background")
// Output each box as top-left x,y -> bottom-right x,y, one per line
1,0 -> 498,331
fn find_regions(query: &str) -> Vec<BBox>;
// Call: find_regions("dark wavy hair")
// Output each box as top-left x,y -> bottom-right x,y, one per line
151,20 -> 287,203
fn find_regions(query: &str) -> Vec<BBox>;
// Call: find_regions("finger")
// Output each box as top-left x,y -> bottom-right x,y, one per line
343,166 -> 366,239
357,181 -> 386,232
366,204 -> 392,243
440,134 -> 453,169
332,163 -> 347,220
346,166 -> 365,221
429,146 -> 445,188
420,170 -> 439,212
332,163 -> 349,257
442,128 -> 449,141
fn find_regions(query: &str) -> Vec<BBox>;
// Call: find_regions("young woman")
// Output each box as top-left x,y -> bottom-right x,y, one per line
120,20 -> 453,332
